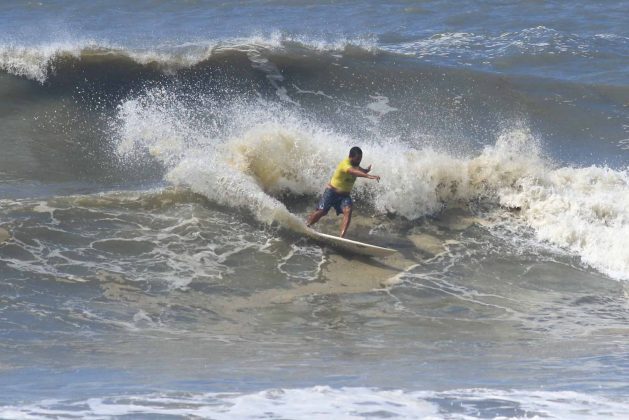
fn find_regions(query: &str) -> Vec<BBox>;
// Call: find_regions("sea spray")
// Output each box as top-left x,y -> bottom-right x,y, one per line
113,89 -> 629,280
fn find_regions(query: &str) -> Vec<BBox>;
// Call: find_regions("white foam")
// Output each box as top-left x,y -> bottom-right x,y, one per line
500,165 -> 629,280
384,26 -> 592,61
0,41 -> 86,83
1,387 -> 627,419
0,192 -> 281,290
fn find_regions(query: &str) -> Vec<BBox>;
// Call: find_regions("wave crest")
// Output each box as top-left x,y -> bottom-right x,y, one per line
0,33 -> 377,83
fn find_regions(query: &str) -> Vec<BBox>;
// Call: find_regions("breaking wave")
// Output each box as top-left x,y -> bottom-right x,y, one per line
113,88 -> 629,281
1,27 -> 626,84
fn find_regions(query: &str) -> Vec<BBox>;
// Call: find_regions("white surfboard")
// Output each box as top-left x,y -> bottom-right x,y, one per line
304,229 -> 397,257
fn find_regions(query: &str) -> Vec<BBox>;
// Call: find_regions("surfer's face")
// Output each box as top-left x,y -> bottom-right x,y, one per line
350,154 -> 362,167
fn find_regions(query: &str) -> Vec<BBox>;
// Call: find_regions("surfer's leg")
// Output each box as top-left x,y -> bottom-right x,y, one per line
307,188 -> 334,227
306,209 -> 327,227
340,205 -> 352,238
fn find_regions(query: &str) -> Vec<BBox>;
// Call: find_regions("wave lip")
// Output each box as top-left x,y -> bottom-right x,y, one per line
0,41 -> 87,83
0,32 -> 378,83
0,40 -> 214,83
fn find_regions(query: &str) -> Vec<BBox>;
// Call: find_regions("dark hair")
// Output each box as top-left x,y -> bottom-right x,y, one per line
349,146 -> 362,157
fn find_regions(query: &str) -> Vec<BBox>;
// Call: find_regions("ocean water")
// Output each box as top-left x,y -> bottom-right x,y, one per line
1,1 -> 628,418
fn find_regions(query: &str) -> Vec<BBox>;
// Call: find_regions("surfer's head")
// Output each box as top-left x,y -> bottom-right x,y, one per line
349,146 -> 362,166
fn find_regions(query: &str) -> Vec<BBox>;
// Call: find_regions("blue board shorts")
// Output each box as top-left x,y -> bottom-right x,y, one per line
317,187 -> 353,215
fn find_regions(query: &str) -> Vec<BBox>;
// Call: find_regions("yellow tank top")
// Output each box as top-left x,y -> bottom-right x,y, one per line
329,157 -> 356,193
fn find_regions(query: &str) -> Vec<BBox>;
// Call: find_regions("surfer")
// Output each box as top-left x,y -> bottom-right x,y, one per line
306,147 -> 380,237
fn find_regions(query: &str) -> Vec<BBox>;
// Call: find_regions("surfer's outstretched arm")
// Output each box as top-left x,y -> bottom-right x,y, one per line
347,167 -> 380,182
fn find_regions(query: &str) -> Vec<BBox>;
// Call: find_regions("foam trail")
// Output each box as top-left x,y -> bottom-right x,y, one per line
167,154 -> 308,234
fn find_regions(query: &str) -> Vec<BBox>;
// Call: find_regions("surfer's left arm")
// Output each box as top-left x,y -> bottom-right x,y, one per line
360,164 -> 372,173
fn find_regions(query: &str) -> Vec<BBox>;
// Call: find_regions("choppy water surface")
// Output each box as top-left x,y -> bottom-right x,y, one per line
1,1 -> 628,418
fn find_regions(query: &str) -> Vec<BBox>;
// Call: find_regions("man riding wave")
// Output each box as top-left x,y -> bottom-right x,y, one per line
306,147 -> 381,237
